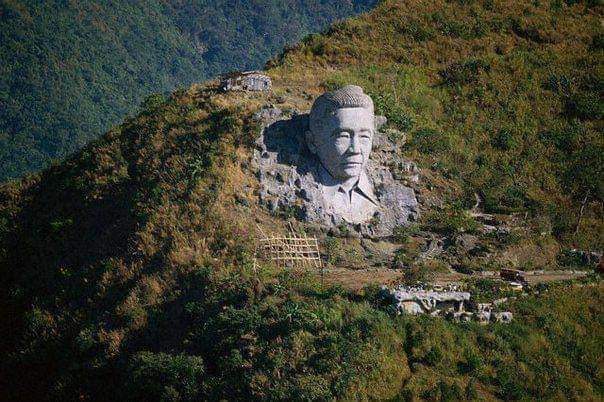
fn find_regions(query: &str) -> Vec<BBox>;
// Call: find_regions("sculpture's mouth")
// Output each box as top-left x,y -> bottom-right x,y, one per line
341,160 -> 362,166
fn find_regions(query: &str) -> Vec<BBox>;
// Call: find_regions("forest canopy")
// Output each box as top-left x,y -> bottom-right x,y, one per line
0,0 -> 377,182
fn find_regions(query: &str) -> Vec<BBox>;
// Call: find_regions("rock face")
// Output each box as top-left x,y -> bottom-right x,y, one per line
252,87 -> 419,238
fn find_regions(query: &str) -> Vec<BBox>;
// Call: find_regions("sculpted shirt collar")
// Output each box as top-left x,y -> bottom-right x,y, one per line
318,164 -> 378,206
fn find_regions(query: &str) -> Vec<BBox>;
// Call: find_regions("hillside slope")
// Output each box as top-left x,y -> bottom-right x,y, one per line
0,0 -> 602,400
268,0 -> 603,250
0,0 -> 377,182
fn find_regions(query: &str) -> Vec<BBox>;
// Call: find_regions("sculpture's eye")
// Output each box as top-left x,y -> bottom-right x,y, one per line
337,131 -> 351,138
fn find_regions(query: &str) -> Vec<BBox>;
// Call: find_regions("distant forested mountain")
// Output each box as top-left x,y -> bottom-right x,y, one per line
0,0 -> 377,182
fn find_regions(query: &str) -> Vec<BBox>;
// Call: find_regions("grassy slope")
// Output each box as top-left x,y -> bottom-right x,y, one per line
0,0 -> 602,400
267,0 -> 603,250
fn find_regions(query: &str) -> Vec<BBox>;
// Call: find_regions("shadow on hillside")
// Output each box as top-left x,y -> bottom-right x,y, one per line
0,142 -> 147,399
259,113 -> 326,183
0,92 -> 251,401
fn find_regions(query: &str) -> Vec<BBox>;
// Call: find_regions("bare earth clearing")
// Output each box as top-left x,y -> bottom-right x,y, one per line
314,267 -> 591,291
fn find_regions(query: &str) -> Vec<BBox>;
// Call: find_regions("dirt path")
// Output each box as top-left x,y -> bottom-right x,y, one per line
315,267 -> 593,291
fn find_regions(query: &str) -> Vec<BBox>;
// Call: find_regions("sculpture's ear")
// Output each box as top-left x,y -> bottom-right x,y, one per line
375,115 -> 387,131
305,130 -> 317,154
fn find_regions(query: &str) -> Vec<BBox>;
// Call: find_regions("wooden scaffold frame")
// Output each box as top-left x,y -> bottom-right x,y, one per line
254,223 -> 322,270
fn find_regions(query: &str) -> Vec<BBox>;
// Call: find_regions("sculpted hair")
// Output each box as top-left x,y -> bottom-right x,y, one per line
308,85 -> 374,136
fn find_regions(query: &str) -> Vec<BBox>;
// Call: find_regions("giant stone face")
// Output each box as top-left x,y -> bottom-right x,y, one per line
311,107 -> 374,180
306,85 -> 375,183
303,85 -> 378,224
253,84 -> 420,237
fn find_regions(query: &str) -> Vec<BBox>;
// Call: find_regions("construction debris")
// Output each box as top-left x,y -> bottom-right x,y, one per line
390,285 -> 470,316
381,284 -> 513,324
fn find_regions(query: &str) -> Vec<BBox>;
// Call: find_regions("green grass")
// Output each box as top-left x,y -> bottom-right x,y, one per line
274,0 -> 603,250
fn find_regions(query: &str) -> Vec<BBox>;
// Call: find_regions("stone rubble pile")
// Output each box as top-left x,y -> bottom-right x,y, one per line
381,284 -> 513,324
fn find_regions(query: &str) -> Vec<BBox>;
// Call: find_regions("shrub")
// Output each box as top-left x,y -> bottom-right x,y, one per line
392,224 -> 419,244
423,207 -> 479,235
411,128 -> 451,153
401,261 -> 433,283
591,33 -> 604,50
439,59 -> 490,86
557,249 -> 598,268
564,92 -> 603,120
393,248 -> 415,269
140,93 -> 167,114
324,236 -> 344,266
127,352 -> 206,401
491,129 -> 518,150
400,20 -> 435,41
431,12 -> 486,40
457,352 -> 483,374
371,92 -> 414,131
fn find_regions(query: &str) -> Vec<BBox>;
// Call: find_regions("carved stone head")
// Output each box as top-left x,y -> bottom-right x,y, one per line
305,85 -> 375,181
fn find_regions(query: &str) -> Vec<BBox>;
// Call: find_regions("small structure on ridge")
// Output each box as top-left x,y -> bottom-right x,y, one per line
221,71 -> 272,92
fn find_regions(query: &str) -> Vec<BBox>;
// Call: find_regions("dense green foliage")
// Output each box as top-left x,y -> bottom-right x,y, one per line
168,0 -> 377,78
0,0 -> 377,182
0,0 -> 602,400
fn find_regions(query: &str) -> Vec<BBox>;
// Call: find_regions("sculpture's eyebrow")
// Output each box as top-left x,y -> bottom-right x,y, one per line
331,127 -> 354,137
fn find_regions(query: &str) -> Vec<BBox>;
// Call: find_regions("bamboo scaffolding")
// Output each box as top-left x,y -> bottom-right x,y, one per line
254,223 -> 322,269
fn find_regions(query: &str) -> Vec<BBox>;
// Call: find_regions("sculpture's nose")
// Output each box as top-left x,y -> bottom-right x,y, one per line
348,134 -> 362,153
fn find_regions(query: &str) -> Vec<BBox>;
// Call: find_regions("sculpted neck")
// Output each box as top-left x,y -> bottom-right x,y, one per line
339,175 -> 360,192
